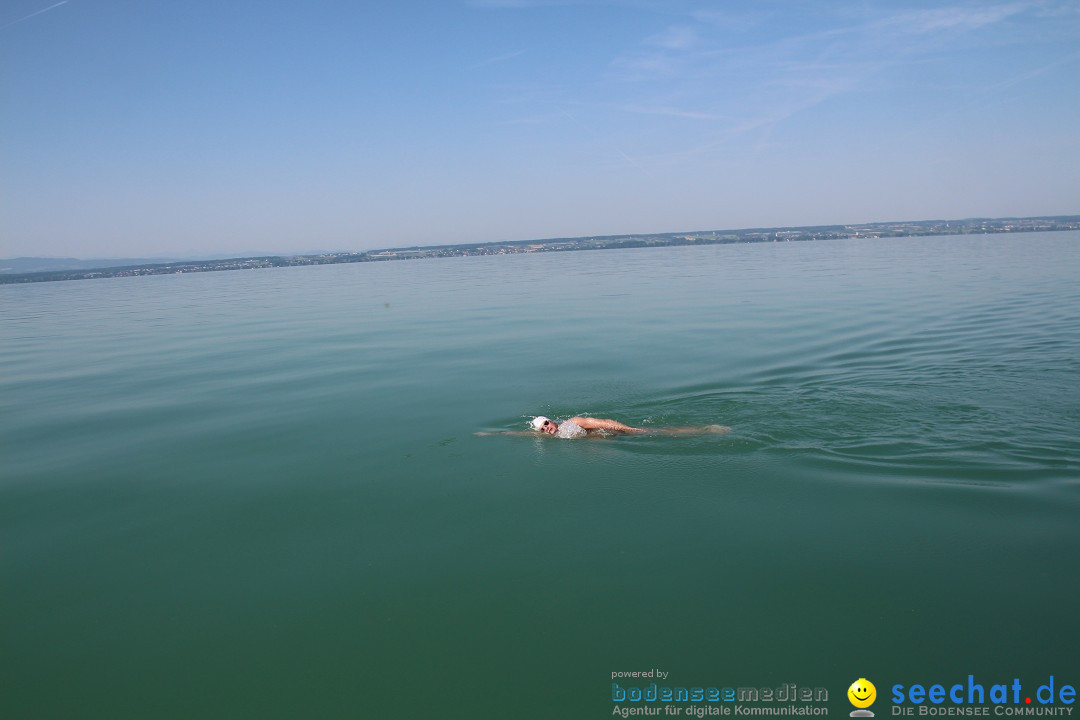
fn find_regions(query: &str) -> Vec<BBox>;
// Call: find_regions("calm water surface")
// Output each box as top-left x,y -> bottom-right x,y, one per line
2,232 -> 1078,718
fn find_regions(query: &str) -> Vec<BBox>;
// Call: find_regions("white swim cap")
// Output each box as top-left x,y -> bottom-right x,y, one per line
530,416 -> 551,430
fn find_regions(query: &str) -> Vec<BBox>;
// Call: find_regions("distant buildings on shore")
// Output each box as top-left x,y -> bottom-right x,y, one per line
3,215 -> 1078,284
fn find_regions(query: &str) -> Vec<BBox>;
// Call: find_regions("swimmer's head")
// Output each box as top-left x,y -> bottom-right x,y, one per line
531,416 -> 557,434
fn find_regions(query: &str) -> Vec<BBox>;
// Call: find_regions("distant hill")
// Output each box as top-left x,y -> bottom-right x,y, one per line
0,257 -> 181,274
3,215 -> 1077,285
0,250 -> 347,274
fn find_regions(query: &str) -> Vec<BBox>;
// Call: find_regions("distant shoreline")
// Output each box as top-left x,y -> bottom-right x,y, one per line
3,215 -> 1078,285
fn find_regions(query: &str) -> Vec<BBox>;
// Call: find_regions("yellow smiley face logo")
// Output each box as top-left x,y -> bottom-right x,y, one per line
848,679 -> 877,708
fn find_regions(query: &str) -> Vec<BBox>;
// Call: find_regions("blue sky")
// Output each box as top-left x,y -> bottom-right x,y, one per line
2,0 -> 1078,258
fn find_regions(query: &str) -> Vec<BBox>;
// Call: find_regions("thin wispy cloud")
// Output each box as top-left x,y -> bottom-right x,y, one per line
468,0 -> 608,7
885,3 -> 1027,33
604,19 -> 870,141
1032,0 -> 1080,18
0,0 -> 68,30
469,0 -> 673,10
982,48 -> 1080,95
469,0 -> 543,7
497,110 -> 568,126
690,8 -> 765,33
470,49 -> 527,69
617,104 -> 728,122
596,0 -> 1060,156
559,108 -> 653,177
609,50 -> 683,78
885,46 -> 1080,152
644,25 -> 699,50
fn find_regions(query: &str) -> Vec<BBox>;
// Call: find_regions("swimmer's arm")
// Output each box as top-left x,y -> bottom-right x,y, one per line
568,417 -> 646,434
474,431 -> 536,437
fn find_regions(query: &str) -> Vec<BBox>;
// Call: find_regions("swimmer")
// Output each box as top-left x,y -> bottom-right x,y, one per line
532,416 -> 641,438
475,416 -> 730,438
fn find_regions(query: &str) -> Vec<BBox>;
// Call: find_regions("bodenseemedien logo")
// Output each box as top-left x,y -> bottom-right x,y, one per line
850,678 -> 877,717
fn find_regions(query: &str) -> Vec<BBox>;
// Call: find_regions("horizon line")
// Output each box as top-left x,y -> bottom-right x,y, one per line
5,212 -> 1079,265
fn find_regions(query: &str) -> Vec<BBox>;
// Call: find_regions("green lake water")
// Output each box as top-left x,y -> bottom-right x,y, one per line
2,232 -> 1078,718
